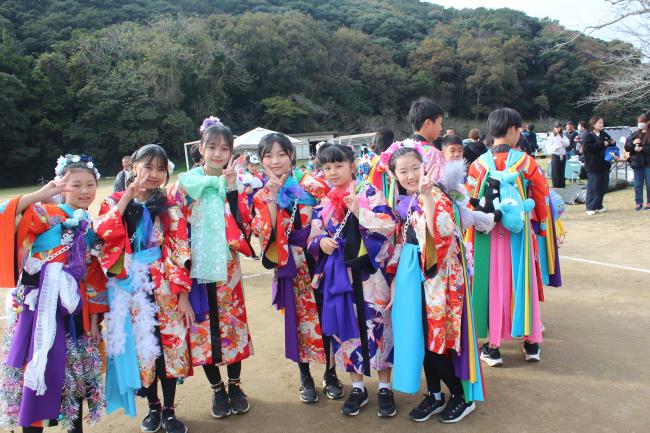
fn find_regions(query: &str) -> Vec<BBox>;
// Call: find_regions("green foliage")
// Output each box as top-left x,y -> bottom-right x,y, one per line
0,0 -> 640,186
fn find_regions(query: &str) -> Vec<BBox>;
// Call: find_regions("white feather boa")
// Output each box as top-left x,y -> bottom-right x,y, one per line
104,259 -> 160,371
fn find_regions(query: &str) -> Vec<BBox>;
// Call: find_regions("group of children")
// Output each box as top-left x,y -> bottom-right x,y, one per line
0,98 -> 563,433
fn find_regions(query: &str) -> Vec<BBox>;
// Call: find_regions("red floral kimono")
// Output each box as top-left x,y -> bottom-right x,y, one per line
251,171 -> 329,364
95,192 -> 192,386
168,181 -> 255,366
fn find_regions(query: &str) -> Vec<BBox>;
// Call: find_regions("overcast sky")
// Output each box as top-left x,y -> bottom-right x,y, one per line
427,0 -> 636,44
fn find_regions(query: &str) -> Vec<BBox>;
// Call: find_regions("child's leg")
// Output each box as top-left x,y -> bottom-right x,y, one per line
227,362 -> 250,414
68,398 -> 83,433
22,428 -> 44,433
423,350 -> 442,396
144,377 -> 160,405
159,376 -> 177,409
202,364 -> 223,386
427,353 -> 463,397
377,368 -> 391,389
226,362 -> 241,381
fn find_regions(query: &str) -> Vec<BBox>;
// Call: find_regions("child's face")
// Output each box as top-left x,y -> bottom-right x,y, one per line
443,144 -> 464,162
322,160 -> 355,189
422,116 -> 443,141
393,153 -> 422,195
122,157 -> 131,170
134,156 -> 167,190
64,170 -> 97,210
248,163 -> 259,174
262,142 -> 293,178
201,135 -> 231,174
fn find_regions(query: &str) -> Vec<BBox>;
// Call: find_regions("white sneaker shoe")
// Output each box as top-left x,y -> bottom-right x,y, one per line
596,208 -> 607,213
586,210 -> 596,215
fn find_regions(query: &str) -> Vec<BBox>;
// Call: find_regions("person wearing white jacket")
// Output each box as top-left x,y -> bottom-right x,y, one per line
550,122 -> 570,188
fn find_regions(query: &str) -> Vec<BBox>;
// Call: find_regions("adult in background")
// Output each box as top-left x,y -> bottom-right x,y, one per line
583,116 -> 615,215
445,128 -> 456,137
565,121 -> 579,158
624,112 -> 650,210
525,124 -> 539,155
464,128 -> 488,164
113,154 -> 131,192
550,122 -> 570,188
576,121 -> 588,155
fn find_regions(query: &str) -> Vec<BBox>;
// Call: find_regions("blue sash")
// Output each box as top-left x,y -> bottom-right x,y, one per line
392,243 -> 425,394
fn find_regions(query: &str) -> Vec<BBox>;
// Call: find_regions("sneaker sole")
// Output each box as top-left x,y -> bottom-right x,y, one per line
523,348 -> 541,362
480,354 -> 503,367
323,380 -> 345,400
300,394 -> 319,404
141,423 -> 162,433
378,408 -> 397,417
410,405 -> 446,422
231,404 -> 250,415
162,425 -> 187,433
211,409 -> 232,419
440,402 -> 476,424
341,397 -> 369,416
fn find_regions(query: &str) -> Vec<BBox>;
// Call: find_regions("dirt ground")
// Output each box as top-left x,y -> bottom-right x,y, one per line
1,183 -> 649,433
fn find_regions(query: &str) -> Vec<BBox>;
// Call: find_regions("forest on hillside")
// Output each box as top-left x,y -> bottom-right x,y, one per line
0,0 -> 642,184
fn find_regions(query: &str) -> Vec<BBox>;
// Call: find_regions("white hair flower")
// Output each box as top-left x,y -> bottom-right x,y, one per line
87,161 -> 94,169
72,156 -> 81,163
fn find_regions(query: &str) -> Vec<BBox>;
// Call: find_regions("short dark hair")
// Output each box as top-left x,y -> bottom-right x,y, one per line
442,134 -> 463,147
258,132 -> 295,161
373,128 -> 394,153
317,143 -> 355,165
578,120 -> 587,128
189,143 -> 202,164
527,123 -> 535,132
589,116 -> 604,131
408,97 -> 444,132
469,129 -> 480,140
487,108 -> 523,138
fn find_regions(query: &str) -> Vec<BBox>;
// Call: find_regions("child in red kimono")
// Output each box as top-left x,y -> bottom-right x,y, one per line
384,145 -> 484,424
0,155 -> 107,433
168,117 -> 255,419
95,145 -> 193,433
251,133 -> 344,404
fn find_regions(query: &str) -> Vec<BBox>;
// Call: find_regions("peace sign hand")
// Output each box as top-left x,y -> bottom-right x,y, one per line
223,156 -> 237,188
343,187 -> 359,216
266,171 -> 288,197
418,163 -> 436,195
43,172 -> 72,198
126,172 -> 148,201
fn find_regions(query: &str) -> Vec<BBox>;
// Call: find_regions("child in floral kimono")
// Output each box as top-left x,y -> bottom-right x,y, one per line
251,133 -> 343,404
383,144 -> 484,424
95,144 -> 193,433
0,155 -> 107,433
168,117 -> 255,420
308,144 -> 396,417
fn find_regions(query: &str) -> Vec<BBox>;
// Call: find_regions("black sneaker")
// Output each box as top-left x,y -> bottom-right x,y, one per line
409,392 -> 446,422
141,403 -> 162,433
480,343 -> 503,367
523,341 -> 541,362
228,380 -> 250,415
211,382 -> 231,418
299,375 -> 319,403
377,388 -> 397,417
161,409 -> 187,433
340,387 -> 369,416
438,395 -> 476,423
323,372 -> 344,400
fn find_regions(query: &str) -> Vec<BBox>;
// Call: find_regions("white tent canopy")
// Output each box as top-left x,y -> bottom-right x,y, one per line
234,127 -> 302,150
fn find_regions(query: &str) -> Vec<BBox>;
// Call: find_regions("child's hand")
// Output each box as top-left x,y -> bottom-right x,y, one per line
319,237 -> 339,255
89,314 -> 102,344
343,188 -> 359,216
266,172 -> 288,197
177,292 -> 195,329
43,172 -> 72,198
224,156 -> 237,188
418,163 -> 436,195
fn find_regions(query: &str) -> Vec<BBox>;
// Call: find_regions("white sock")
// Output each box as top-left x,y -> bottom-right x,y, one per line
352,380 -> 365,390
432,392 -> 442,400
378,382 -> 391,391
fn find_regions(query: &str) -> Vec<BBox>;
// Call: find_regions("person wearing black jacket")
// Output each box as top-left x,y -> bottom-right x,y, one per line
463,129 -> 488,164
624,112 -> 650,210
565,121 -> 579,157
582,116 -> 614,215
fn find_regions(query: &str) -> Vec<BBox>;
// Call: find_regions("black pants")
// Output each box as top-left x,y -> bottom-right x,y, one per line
551,154 -> 566,188
586,170 -> 609,211
423,350 -> 463,397
143,374 -> 177,409
203,362 -> 242,385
